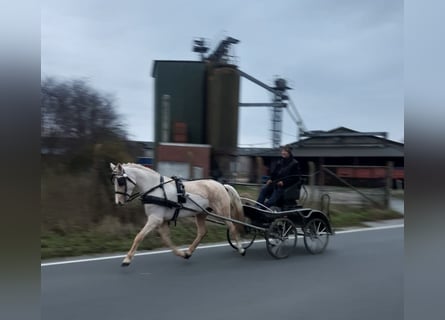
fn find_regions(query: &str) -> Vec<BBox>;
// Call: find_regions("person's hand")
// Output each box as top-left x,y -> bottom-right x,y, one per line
266,179 -> 272,185
277,181 -> 284,187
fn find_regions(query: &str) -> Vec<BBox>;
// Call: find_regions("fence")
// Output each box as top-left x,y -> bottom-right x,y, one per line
231,162 -> 396,210
307,164 -> 394,209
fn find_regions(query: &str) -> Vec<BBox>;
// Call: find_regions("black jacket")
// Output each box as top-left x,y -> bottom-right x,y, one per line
270,157 -> 301,188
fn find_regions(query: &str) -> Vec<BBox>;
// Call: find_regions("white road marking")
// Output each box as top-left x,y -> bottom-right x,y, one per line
41,224 -> 403,267
336,224 -> 404,234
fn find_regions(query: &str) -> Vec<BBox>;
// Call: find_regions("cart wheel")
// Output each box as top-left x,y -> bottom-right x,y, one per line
303,218 -> 330,254
227,225 -> 256,250
266,218 -> 297,259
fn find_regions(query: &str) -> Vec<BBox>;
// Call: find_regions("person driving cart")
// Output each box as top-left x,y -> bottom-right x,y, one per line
257,144 -> 301,208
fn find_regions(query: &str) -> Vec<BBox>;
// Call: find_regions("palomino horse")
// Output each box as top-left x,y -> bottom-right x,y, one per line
110,163 -> 246,266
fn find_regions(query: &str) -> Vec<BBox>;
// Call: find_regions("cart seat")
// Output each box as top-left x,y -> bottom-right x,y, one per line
277,181 -> 303,210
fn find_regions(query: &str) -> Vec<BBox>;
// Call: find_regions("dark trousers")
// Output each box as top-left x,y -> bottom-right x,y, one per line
257,183 -> 284,207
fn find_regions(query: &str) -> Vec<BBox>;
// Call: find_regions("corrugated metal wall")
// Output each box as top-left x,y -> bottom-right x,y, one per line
152,61 -> 206,144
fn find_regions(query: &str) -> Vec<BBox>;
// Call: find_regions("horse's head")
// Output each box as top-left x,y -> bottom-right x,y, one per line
110,163 -> 137,205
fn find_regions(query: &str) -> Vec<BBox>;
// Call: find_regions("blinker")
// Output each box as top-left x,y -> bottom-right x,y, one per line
117,176 -> 126,186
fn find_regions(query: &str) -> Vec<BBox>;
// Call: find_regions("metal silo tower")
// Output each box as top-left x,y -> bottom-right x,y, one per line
193,36 -> 308,147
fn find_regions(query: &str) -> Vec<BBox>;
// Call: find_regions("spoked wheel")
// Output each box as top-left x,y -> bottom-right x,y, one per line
227,225 -> 257,250
303,218 -> 330,254
266,218 -> 297,259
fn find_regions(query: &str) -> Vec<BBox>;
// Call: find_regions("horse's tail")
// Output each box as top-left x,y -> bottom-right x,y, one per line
224,184 -> 245,233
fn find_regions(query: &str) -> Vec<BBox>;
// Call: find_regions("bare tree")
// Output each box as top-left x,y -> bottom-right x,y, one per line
41,77 -> 127,141
41,77 -> 132,171
41,77 -> 141,226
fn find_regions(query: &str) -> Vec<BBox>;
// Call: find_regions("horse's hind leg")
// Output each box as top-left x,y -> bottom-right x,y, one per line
227,222 -> 246,256
158,221 -> 191,259
184,213 -> 208,258
122,215 -> 162,267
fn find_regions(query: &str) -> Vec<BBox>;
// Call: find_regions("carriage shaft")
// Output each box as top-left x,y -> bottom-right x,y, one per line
186,195 -> 267,232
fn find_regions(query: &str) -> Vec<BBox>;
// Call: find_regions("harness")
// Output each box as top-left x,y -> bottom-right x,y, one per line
140,176 -> 194,226
111,170 -> 197,225
111,172 -> 140,201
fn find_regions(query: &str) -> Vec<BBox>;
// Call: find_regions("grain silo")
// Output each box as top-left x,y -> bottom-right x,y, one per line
151,38 -> 242,180
206,63 -> 240,153
206,63 -> 240,179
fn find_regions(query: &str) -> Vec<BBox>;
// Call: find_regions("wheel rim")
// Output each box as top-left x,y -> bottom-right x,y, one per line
266,218 -> 297,259
227,225 -> 257,250
303,218 -> 329,254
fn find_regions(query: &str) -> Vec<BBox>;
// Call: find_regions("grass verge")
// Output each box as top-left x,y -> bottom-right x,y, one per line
41,206 -> 403,260
41,217 -> 228,260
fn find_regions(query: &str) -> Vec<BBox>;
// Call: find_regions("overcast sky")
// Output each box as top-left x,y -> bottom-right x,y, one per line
41,0 -> 403,146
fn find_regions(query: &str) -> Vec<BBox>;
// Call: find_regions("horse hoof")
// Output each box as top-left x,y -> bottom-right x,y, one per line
121,262 -> 130,267
183,253 -> 192,259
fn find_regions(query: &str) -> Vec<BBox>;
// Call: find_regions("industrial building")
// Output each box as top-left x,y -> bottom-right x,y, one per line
235,127 -> 404,188
145,36 -> 404,188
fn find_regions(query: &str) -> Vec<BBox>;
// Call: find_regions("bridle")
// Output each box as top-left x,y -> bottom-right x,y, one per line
111,170 -> 140,202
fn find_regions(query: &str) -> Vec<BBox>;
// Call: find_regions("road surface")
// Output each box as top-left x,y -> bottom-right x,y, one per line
42,225 -> 403,320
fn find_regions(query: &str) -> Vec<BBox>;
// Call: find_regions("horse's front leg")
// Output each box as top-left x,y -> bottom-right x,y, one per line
158,221 -> 191,259
122,215 -> 162,267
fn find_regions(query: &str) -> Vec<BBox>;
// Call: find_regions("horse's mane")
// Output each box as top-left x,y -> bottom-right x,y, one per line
123,163 -> 158,175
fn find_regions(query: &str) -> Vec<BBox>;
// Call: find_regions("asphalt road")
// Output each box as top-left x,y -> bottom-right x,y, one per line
42,226 -> 403,320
